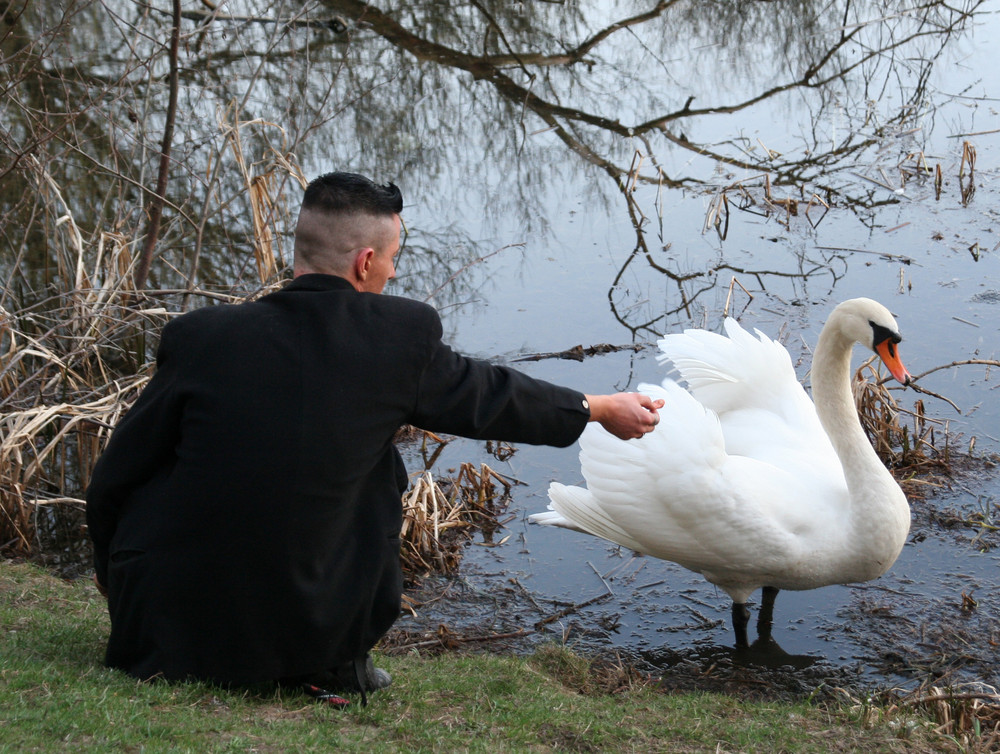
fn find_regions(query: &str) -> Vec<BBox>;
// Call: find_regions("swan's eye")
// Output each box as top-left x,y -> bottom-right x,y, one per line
869,321 -> 901,347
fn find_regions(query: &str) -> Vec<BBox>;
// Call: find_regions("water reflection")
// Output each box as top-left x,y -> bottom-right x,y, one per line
1,0 -> 988,308
321,0 -> 984,213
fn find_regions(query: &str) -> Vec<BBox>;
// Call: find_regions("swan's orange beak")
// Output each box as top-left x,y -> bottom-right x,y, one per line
875,339 -> 911,386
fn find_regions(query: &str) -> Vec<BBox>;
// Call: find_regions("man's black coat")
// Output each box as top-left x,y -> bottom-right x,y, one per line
86,274 -> 590,684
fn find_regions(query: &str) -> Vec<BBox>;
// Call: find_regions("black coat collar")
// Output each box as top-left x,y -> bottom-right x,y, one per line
283,274 -> 356,293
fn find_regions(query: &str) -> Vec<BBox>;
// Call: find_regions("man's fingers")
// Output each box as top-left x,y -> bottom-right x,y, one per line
636,394 -> 665,411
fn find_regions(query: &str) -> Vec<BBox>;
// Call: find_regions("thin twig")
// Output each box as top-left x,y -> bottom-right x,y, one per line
133,0 -> 181,290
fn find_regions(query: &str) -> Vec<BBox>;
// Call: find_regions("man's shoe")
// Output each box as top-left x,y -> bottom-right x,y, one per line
287,654 -> 391,706
364,663 -> 393,690
332,655 -> 391,692
301,654 -> 391,693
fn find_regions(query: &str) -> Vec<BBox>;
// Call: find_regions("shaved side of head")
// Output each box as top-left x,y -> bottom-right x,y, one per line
293,173 -> 403,277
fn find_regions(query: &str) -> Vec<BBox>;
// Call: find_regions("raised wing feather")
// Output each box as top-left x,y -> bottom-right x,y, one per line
657,318 -> 841,481
658,318 -> 808,421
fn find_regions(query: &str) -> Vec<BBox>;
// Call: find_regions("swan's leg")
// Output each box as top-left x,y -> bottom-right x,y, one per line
731,602 -> 750,649
756,586 -> 779,641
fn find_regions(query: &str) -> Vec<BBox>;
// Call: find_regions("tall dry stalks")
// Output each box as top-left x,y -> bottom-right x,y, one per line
1,141 -> 302,567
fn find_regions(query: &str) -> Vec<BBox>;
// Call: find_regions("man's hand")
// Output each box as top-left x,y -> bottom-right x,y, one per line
584,392 -> 665,440
93,573 -> 108,599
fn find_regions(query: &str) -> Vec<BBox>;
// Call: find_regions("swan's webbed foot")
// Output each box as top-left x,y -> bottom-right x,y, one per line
731,602 -> 750,649
755,586 -> 779,642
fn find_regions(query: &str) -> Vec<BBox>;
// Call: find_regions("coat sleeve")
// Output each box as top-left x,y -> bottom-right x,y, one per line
85,318 -> 186,586
409,307 -> 590,446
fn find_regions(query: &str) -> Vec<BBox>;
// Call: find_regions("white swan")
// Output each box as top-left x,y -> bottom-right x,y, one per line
531,298 -> 912,648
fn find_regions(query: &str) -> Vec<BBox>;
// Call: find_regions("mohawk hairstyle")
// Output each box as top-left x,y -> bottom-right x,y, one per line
301,172 -> 402,216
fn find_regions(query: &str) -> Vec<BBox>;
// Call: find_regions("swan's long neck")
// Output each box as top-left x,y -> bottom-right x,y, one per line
811,315 -> 909,575
811,324 -> 876,476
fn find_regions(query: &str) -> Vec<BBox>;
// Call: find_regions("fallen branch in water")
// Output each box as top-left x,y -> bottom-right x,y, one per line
534,585 -> 614,629
888,358 -> 1000,414
389,627 -> 534,653
513,342 -> 646,362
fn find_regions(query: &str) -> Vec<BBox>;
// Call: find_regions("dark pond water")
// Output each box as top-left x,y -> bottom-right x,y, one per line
361,0 -> 1000,692
9,0 -> 1000,692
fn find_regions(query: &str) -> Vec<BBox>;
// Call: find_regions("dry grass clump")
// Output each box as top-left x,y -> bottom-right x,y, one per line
0,386 -> 145,552
529,644 -> 651,696
852,360 -> 954,499
0,268 -> 175,561
917,687 -> 1000,752
829,682 -> 1000,753
400,463 -> 515,580
888,684 -> 1000,753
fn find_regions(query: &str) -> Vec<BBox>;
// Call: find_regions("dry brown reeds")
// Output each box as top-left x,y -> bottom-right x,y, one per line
0,389 -> 145,552
854,360 -> 943,465
832,682 -> 1000,752
0,251 -> 168,560
1,117 -> 304,564
702,174 -> 833,238
1,159 -> 158,558
400,463 -> 516,580
897,684 -> 1000,752
851,350 -> 1000,502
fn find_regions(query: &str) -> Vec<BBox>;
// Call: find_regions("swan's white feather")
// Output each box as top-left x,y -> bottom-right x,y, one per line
532,307 -> 909,606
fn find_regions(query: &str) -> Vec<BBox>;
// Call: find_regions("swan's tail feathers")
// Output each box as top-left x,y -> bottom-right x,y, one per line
656,317 -> 799,414
526,510 -> 576,528
535,483 -> 645,552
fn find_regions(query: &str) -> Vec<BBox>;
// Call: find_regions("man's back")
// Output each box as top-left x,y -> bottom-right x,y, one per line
86,274 -> 589,684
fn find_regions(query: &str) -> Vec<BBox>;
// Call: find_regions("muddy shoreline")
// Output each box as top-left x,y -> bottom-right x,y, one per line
385,458 -> 1000,704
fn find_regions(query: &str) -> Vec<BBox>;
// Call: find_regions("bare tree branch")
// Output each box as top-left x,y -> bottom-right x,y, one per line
133,0 -> 182,291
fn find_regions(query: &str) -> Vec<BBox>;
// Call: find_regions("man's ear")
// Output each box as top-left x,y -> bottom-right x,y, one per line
352,247 -> 375,281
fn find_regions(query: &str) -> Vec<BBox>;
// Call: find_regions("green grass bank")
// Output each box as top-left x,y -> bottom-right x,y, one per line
0,560 -> 982,752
